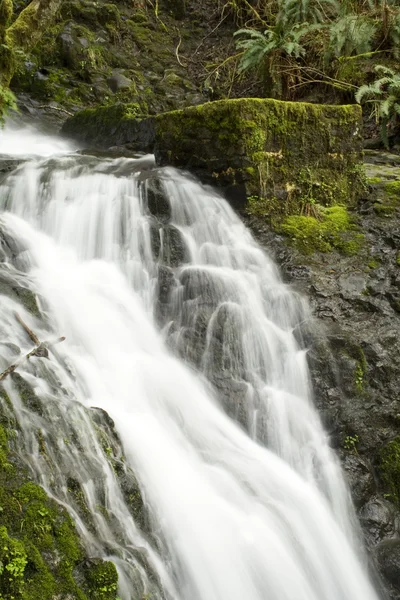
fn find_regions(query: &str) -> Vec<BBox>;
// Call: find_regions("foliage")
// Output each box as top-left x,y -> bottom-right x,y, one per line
343,434 -> 359,454
234,20 -> 321,95
326,14 -> 377,60
230,0 -> 400,101
279,0 -> 339,25
0,82 -> 16,124
356,64 -> 400,147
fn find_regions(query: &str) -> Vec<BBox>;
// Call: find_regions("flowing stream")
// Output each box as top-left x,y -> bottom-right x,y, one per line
0,124 -> 381,600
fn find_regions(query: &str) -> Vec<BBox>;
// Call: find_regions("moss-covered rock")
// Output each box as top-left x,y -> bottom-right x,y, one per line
0,393 -> 119,600
153,98 -> 365,213
378,437 -> 400,507
62,102 -> 154,149
279,205 -> 364,255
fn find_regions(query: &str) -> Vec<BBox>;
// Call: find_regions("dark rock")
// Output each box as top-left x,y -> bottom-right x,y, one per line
360,497 -> 395,545
342,454 -> 376,508
150,222 -> 188,267
107,72 -> 133,93
377,540 -> 400,591
144,176 -> 171,222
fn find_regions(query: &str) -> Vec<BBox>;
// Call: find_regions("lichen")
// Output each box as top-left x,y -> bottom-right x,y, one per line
279,205 -> 364,255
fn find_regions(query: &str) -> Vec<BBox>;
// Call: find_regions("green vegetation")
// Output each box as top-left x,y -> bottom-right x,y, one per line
343,434 -> 359,455
379,437 -> 400,506
356,65 -> 400,147
229,0 -> 400,145
280,205 -> 364,254
0,402 -> 119,600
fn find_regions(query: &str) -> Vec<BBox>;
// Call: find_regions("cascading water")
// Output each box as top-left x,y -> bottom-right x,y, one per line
0,124 -> 381,600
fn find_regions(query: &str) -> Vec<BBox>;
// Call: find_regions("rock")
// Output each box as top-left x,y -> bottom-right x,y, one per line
107,72 -> 133,93
63,99 -> 364,215
153,98 -> 364,212
359,497 -> 395,545
377,540 -> 400,592
150,222 -> 188,267
58,24 -> 83,71
144,175 -> 171,222
342,454 -> 375,508
62,103 -> 155,150
339,273 -> 367,298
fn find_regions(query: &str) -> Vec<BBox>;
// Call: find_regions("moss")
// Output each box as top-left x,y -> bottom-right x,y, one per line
84,560 -> 118,600
378,438 -> 400,506
368,258 -> 379,269
354,349 -> 367,394
373,202 -> 396,216
367,176 -> 383,185
279,205 -> 364,255
153,98 -> 364,214
0,397 -> 119,600
384,180 -> 400,197
0,0 -> 13,35
62,102 -> 147,147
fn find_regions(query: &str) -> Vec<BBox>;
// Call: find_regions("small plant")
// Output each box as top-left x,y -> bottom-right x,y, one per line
234,20 -> 321,96
343,434 -> 359,454
326,14 -> 377,61
356,64 -> 400,148
279,0 -> 339,25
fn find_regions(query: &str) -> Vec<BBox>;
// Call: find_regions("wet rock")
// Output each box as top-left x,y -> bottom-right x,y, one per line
144,176 -> 171,222
377,540 -> 400,592
360,497 -> 395,545
342,454 -> 375,508
150,223 -> 188,267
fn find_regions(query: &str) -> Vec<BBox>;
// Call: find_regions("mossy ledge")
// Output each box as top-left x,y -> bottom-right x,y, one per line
152,98 -> 365,212
62,98 -> 364,214
0,386 -> 119,600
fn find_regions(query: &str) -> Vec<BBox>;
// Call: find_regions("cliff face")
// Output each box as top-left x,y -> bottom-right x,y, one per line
246,153 -> 400,600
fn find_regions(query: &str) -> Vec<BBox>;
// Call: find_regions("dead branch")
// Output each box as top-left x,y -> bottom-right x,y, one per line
0,313 -> 65,382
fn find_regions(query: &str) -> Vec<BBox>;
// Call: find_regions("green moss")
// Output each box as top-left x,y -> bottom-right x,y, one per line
84,560 -> 118,600
368,258 -> 379,269
378,438 -> 400,506
367,176 -> 383,185
0,398 -> 119,600
280,205 -> 364,255
373,202 -> 396,216
153,98 -> 364,214
354,351 -> 367,394
0,0 -> 13,36
384,180 -> 400,197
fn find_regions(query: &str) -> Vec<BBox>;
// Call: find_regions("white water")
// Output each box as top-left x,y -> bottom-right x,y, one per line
0,126 -> 380,600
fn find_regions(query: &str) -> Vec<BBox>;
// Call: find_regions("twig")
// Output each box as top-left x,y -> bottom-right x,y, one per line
0,313 -> 65,382
175,35 -> 185,67
37,105 -> 74,117
192,13 -> 229,57
15,312 -> 40,345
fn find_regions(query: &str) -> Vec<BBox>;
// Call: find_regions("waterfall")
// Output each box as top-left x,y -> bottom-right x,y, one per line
0,124 -> 380,600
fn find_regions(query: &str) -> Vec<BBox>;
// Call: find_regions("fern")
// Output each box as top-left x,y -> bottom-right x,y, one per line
327,14 -> 377,59
279,0 -> 339,25
356,64 -> 400,148
235,21 -> 320,73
